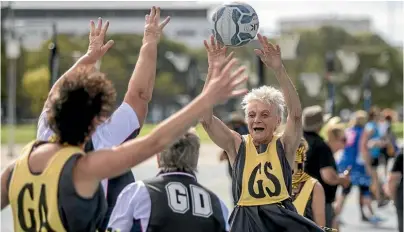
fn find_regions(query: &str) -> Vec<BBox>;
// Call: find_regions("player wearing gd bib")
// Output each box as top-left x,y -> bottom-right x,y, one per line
1,35 -> 249,231
291,138 -> 326,227
201,35 -> 323,232
107,129 -> 229,232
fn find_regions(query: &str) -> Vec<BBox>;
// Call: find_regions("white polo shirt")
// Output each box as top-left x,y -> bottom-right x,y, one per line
36,102 -> 140,195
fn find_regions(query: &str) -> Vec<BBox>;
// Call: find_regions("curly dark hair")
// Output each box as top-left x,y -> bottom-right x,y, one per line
47,69 -> 116,146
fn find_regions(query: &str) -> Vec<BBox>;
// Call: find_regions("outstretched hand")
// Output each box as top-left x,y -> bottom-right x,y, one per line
84,18 -> 114,64
254,33 -> 283,71
203,58 -> 248,104
204,35 -> 229,66
143,6 -> 171,43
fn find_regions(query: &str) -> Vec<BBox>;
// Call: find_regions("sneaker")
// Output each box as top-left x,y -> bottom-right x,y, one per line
335,217 -> 344,225
368,215 -> 385,224
361,216 -> 369,222
378,199 -> 390,208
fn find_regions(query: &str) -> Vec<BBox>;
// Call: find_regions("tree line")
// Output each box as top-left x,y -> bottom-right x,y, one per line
1,26 -> 402,122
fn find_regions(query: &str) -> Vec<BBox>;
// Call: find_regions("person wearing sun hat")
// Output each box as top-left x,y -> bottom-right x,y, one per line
303,105 -> 350,229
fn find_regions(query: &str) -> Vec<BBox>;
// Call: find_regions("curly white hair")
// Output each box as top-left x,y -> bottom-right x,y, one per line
241,85 -> 286,118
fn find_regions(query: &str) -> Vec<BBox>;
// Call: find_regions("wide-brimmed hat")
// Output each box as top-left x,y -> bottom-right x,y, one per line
302,105 -> 324,132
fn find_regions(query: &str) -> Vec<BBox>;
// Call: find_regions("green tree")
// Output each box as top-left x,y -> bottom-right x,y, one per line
22,66 -> 50,115
271,26 -> 403,111
21,33 -> 195,116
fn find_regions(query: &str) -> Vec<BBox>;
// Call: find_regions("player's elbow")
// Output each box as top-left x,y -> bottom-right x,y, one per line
288,106 -> 302,122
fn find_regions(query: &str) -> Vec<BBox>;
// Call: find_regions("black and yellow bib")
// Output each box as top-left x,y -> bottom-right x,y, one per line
237,135 -> 290,206
293,177 -> 318,216
9,141 -> 84,232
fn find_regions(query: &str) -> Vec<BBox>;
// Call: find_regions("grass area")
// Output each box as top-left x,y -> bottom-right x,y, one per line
1,122 -> 403,145
1,123 -> 213,144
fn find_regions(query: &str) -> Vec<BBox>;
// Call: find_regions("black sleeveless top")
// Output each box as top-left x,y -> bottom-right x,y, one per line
228,136 -> 323,232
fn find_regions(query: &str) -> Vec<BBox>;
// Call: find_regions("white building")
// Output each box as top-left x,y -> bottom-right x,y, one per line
2,1 -> 217,49
278,16 -> 372,35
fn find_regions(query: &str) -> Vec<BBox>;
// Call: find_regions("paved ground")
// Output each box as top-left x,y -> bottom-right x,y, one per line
0,144 -> 400,232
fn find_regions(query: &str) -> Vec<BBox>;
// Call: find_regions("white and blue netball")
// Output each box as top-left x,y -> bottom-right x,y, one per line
211,2 -> 259,47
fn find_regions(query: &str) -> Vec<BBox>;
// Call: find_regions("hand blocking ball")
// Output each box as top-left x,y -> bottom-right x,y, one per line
211,2 -> 259,47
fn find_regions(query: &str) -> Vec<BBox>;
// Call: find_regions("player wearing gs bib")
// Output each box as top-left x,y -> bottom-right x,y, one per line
200,35 -> 322,232
107,129 -> 229,232
36,8 -> 168,231
291,138 -> 326,227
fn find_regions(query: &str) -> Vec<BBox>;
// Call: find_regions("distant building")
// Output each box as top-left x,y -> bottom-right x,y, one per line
278,16 -> 372,35
1,1 -> 216,49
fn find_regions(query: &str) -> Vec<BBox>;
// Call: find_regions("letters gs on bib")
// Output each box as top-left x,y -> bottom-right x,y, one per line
248,161 -> 282,199
166,182 -> 213,218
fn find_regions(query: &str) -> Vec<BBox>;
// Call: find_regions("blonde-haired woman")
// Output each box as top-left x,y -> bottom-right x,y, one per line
292,138 -> 326,227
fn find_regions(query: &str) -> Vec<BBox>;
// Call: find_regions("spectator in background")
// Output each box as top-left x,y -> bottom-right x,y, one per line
384,149 -> 403,232
303,105 -> 351,229
380,114 -> 399,177
360,106 -> 389,207
334,111 -> 383,225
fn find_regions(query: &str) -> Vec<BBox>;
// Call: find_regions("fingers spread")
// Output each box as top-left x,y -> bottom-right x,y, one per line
154,7 -> 161,23
276,44 -> 281,53
150,6 -> 156,22
210,35 -> 215,48
215,38 -> 221,50
100,20 -> 109,36
203,40 -> 210,50
257,33 -> 265,45
101,40 -> 115,54
230,66 -> 246,80
145,14 -> 150,24
90,20 -> 95,36
230,75 -> 248,89
231,88 -> 249,98
224,51 -> 235,64
254,49 -> 264,57
96,17 -> 102,35
159,16 -> 170,30
221,58 -> 239,78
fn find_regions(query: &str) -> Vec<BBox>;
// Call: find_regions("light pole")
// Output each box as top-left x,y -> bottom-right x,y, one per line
5,2 -> 21,157
363,68 -> 391,112
325,51 -> 336,116
5,38 -> 21,158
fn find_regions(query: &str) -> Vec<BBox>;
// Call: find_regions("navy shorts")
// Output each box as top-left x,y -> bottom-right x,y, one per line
342,183 -> 371,197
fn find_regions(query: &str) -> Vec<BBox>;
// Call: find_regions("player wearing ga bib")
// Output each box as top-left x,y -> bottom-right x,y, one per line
229,135 -> 323,232
8,141 -> 106,232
